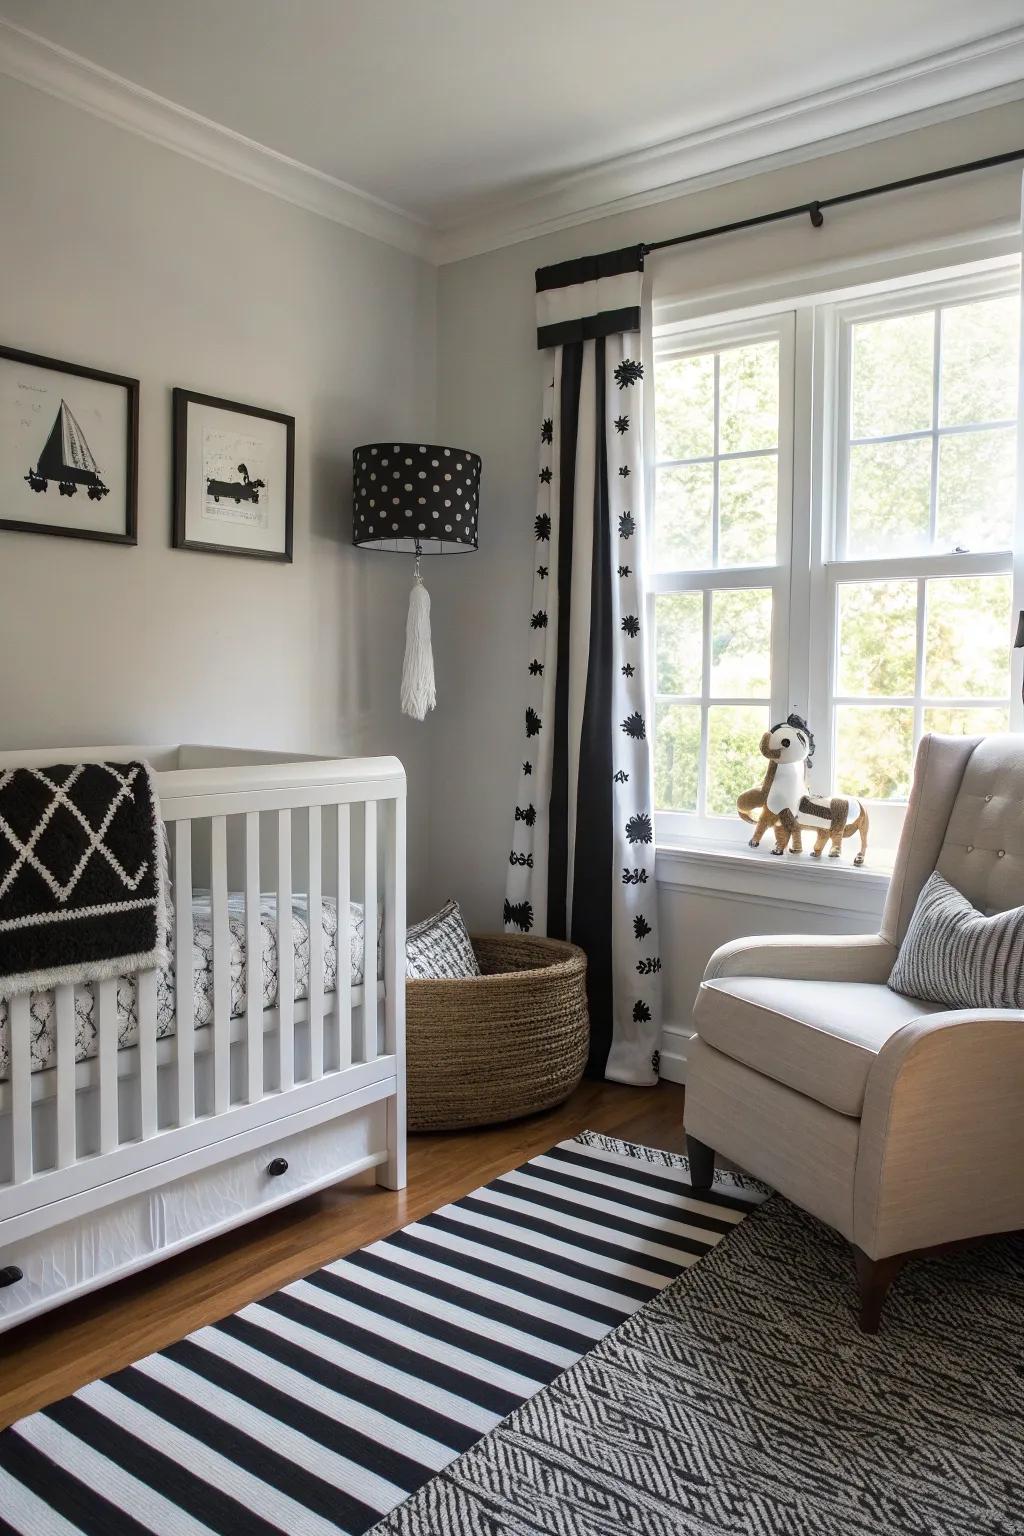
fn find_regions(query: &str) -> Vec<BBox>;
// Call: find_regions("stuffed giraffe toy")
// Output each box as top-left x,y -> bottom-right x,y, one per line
737,713 -> 869,865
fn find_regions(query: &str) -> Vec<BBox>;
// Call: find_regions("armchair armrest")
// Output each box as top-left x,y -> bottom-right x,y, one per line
703,932 -> 897,985
855,1010 -> 1024,1258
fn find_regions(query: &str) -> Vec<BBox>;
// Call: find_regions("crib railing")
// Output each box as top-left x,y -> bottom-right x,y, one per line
0,755 -> 406,1221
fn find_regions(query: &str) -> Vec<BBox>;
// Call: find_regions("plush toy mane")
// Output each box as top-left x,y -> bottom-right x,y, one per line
768,711 -> 816,763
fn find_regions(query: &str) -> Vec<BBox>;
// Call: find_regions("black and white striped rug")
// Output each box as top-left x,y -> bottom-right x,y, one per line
0,1132 -> 764,1536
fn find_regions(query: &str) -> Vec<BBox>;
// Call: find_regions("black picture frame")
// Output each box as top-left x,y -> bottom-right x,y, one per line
0,345 -> 139,545
172,388 -> 295,562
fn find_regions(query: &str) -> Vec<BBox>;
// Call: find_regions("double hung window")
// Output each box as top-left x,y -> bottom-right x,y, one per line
650,263 -> 1021,851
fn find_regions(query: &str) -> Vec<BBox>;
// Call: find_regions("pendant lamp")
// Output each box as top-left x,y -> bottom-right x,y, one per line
352,443 -> 481,720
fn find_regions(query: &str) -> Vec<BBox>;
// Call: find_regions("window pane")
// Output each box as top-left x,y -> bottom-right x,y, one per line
940,296 -> 1019,427
936,428 -> 1016,553
719,342 -> 778,453
847,437 -> 931,556
654,463 -> 713,570
655,352 -> 714,461
710,589 -> 772,697
924,706 -> 1010,738
654,703 -> 700,811
835,706 -> 914,802
655,593 -> 702,696
924,575 -> 1011,699
718,454 -> 777,567
837,580 -> 916,697
850,311 -> 933,438
706,705 -> 770,816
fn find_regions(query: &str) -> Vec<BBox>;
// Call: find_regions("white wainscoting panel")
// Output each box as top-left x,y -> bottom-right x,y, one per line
656,847 -> 889,1083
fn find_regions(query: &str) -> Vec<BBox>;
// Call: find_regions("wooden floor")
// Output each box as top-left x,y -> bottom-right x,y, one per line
0,1078 -> 686,1431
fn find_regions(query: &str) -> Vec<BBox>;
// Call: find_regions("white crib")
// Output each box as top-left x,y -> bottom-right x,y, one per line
0,744 -> 406,1333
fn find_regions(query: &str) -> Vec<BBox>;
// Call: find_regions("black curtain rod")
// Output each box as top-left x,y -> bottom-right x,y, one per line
640,147 -> 1024,259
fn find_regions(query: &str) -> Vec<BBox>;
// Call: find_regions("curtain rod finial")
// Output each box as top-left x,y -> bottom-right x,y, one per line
808,201 -> 824,229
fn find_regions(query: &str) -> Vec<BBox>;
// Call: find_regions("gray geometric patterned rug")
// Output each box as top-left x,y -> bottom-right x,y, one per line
375,1140 -> 1024,1536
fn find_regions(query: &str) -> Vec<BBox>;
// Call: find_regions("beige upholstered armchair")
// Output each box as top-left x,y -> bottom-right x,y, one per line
684,733 -> 1024,1330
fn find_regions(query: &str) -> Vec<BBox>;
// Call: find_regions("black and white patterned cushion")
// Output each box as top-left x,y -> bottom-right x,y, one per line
888,869 -> 1024,1010
405,899 -> 479,981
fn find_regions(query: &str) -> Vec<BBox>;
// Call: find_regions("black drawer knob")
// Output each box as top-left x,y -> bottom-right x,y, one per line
0,1265 -> 23,1288
267,1157 -> 289,1177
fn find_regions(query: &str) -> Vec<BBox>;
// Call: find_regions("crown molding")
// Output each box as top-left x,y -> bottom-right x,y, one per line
0,19 -> 431,260
433,26 -> 1024,264
1,17 -> 1022,270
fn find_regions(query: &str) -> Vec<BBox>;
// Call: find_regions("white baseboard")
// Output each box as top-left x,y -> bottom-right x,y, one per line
660,1024 -> 691,1084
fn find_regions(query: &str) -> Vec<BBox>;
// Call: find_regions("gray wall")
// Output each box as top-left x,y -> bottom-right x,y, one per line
427,101 -> 1024,1040
3,73 -> 1022,1034
0,76 -> 437,913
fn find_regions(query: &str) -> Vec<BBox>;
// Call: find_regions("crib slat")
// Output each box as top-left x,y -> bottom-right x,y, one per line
278,809 -> 294,1092
98,978 -> 118,1154
381,793 -> 407,1189
138,968 -> 158,1140
55,985 -> 76,1169
336,803 -> 352,1072
307,805 -> 323,1082
361,800 -> 378,1064
383,796 -> 406,1058
10,994 -> 32,1183
174,819 -> 195,1127
245,811 -> 263,1103
211,815 -> 230,1115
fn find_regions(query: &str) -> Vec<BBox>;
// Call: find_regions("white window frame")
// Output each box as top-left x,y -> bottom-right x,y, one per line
809,266 -> 1022,850
650,254 -> 1023,855
648,311 -> 794,845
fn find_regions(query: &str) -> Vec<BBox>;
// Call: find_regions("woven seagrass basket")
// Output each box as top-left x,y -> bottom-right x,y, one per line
406,933 -> 589,1132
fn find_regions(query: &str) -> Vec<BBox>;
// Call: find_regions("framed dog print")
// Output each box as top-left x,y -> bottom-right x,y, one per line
0,345 -> 139,544
173,389 -> 294,561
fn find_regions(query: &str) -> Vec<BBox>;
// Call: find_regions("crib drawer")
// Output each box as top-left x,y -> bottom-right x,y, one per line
154,1105 -> 386,1250
0,1100 -> 385,1332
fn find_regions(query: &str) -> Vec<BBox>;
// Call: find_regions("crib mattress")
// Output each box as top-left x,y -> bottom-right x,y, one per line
0,894 -> 379,1083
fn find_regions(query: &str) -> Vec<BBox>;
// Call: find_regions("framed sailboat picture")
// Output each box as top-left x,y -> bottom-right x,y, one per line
0,346 -> 139,544
172,389 -> 294,561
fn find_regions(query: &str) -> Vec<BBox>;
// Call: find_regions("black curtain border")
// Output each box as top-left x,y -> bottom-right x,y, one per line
536,245 -> 645,294
546,342 -> 584,940
571,337 -> 615,1078
536,307 -> 641,351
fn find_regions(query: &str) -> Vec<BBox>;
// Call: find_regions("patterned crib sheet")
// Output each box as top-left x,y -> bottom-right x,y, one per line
0,894 -> 380,1082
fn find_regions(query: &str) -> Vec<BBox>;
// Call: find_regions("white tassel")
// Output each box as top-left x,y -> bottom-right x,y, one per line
401,563 -> 436,721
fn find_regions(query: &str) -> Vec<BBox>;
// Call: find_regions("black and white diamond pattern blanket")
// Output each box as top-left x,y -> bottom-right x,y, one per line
0,761 -> 168,998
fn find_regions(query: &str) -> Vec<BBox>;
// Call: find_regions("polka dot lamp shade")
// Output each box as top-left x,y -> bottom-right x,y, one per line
352,442 -> 481,554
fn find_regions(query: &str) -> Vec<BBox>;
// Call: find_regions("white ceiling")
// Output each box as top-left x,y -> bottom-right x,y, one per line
1,0 -> 1023,254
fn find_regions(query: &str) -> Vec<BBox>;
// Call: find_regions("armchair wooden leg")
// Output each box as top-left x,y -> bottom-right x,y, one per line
686,1135 -> 715,1192
853,1247 -> 906,1333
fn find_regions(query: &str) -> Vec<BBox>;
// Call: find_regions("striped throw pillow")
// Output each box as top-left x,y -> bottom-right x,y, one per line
888,870 -> 1024,1010
406,899 -> 480,981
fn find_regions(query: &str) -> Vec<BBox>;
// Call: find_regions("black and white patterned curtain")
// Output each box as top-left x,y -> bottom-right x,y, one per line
504,246 -> 661,1086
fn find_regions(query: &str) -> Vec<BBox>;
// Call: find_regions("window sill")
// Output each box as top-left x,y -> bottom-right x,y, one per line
655,837 -> 891,915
